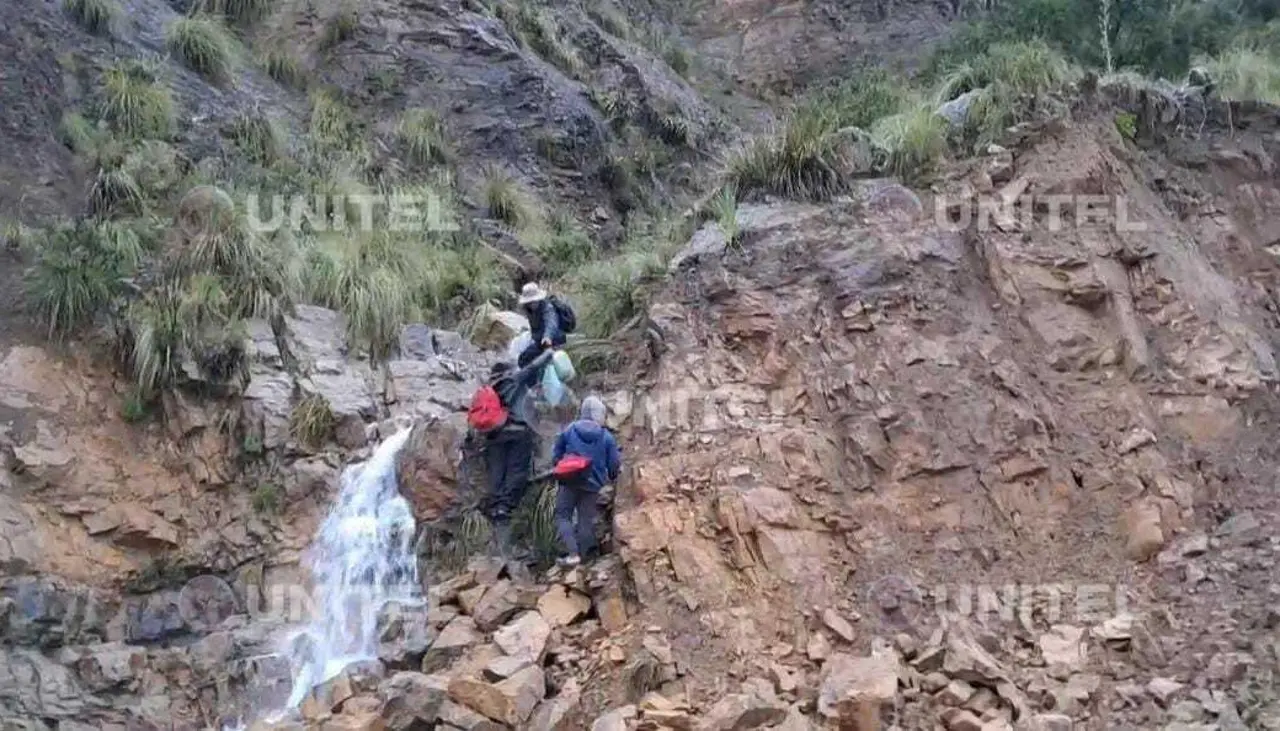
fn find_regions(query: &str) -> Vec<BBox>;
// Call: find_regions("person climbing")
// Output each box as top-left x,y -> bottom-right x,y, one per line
467,349 -> 555,557
548,394 -> 621,568
515,282 -> 575,373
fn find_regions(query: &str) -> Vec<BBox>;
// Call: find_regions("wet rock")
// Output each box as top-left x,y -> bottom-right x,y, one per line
447,666 -> 546,726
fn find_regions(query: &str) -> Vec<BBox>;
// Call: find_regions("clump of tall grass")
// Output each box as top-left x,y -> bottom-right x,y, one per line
496,1 -> 583,76
63,0 -> 119,35
721,106 -> 851,200
262,47 -> 305,87
229,110 -> 284,164
24,220 -> 144,338
524,213 -> 597,277
166,15 -> 236,81
482,165 -> 541,229
308,90 -> 362,156
99,60 -> 175,139
870,102 -> 949,184
396,108 -> 451,167
1200,47 -> 1280,105
290,394 -> 334,448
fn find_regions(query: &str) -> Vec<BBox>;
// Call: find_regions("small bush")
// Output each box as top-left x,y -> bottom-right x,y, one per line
290,394 -> 335,448
63,0 -> 119,35
587,0 -> 631,39
120,389 -> 149,422
510,481 -> 560,564
870,104 -> 948,184
805,69 -> 908,130
1114,111 -> 1137,140
262,48 -> 305,87
25,220 -> 143,337
497,2 -> 582,76
122,140 -> 185,199
166,16 -> 235,81
708,185 -> 741,247
308,90 -> 362,155
100,61 -> 175,139
252,482 -> 282,513
935,40 -> 1078,145
721,107 -> 849,201
396,108 -> 451,167
229,111 -> 284,164
195,0 -> 272,25
482,165 -> 540,229
1202,47 -> 1280,105
564,243 -> 667,338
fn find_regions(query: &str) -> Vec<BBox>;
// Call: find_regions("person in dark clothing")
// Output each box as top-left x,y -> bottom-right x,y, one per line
516,282 -> 566,370
549,395 -> 621,567
483,350 -> 554,556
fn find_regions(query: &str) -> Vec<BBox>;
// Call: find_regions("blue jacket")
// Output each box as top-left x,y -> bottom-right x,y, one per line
551,420 -> 621,491
524,299 -> 565,346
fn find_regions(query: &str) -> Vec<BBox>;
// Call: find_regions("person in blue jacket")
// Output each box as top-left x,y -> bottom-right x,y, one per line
549,395 -> 621,567
516,282 -> 567,372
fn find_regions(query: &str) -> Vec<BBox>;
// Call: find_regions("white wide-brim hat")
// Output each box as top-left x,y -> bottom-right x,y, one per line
517,282 -> 548,305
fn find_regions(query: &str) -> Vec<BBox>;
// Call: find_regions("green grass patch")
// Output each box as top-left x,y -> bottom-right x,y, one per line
100,60 -> 175,140
24,220 -> 144,338
290,394 -> 334,448
88,168 -> 145,218
63,0 -> 119,35
229,111 -> 284,164
396,108 -> 451,167
870,103 -> 948,184
321,6 -> 358,49
482,165 -> 541,229
252,482 -> 282,513
1201,47 -> 1280,104
524,213 -> 596,277
308,90 -> 363,156
195,0 -> 272,25
166,15 -> 236,81
496,1 -> 583,77
262,48 -> 305,87
120,389 -> 149,422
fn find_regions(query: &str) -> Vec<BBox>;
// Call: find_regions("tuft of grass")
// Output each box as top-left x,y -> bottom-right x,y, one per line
88,168 -> 145,218
290,394 -> 334,448
420,508 -> 492,573
166,15 -> 236,81
100,60 -> 175,140
321,6 -> 358,48
396,108 -> 451,167
1114,111 -> 1137,140
482,165 -> 541,229
587,0 -> 631,39
120,389 -> 149,422
510,480 -> 561,564
805,69 -> 909,131
524,213 -> 597,277
195,0 -> 272,25
24,220 -> 144,338
308,90 -> 362,156
122,141 -> 185,200
721,107 -> 849,201
229,111 -> 284,164
709,185 -> 741,247
1201,47 -> 1280,105
870,103 -> 949,184
63,0 -> 119,35
496,2 -> 583,76
262,48 -> 305,88
252,482 -> 282,513
564,245 -> 667,339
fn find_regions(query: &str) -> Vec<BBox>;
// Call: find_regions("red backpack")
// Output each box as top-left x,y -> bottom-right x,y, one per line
552,454 -> 592,479
467,385 -> 508,432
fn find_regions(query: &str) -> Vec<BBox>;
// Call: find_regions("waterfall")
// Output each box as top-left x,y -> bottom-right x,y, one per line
279,426 -> 421,710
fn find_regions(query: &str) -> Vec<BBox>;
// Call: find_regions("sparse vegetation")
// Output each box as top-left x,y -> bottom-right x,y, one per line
482,165 -> 541,229
63,0 -> 118,35
524,213 -> 596,277
321,6 -> 358,49
870,103 -> 949,183
1201,46 -> 1280,104
120,389 -> 149,422
290,394 -> 334,448
262,48 -> 305,87
229,111 -> 284,164
496,1 -> 583,76
396,109 -> 451,167
587,0 -> 632,39
709,186 -> 741,247
100,60 -> 175,140
89,168 -> 145,218
308,90 -> 363,156
1115,111 -> 1137,139
24,220 -> 144,338
166,15 -> 236,81
196,0 -> 272,25
252,482 -> 282,513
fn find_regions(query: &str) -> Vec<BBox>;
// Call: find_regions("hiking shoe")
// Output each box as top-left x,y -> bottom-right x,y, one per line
556,554 -> 581,568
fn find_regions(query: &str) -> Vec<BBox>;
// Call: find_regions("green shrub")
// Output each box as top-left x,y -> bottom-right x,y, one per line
321,7 -> 358,48
708,185 -> 741,247
524,214 -> 596,277
308,90 -> 362,155
497,1 -> 582,76
166,15 -> 236,81
396,108 -> 451,166
804,68 -> 908,130
120,389 -> 149,422
88,168 -> 145,218
1114,111 -> 1137,139
290,394 -> 335,447
870,103 -> 949,184
121,140 -> 185,199
252,482 -> 282,513
63,0 -> 119,35
721,108 -> 848,201
935,40 -> 1078,145
25,220 -> 143,337
564,243 -> 667,338
100,61 -> 175,139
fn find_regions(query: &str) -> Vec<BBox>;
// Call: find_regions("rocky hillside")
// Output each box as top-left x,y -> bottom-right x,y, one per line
4,0 -> 1280,727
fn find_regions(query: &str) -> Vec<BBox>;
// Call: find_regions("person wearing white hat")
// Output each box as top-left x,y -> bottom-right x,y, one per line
515,282 -> 574,372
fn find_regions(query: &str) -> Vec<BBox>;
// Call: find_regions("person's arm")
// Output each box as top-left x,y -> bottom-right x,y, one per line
514,349 -> 554,387
605,434 -> 621,483
540,300 -> 560,345
551,430 -> 567,464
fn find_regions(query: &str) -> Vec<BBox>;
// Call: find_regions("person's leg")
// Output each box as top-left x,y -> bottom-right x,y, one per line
484,440 -> 507,522
517,338 -> 542,369
574,486 -> 599,559
503,432 -> 534,511
554,483 -> 579,558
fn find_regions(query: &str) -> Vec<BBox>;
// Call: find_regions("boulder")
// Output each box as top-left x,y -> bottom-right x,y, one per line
447,666 -> 546,726
378,672 -> 448,729
818,650 -> 901,722
537,585 -> 592,627
469,306 -> 530,351
493,611 -> 551,663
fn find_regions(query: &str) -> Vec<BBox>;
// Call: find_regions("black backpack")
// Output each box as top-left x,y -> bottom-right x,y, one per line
549,296 -> 576,334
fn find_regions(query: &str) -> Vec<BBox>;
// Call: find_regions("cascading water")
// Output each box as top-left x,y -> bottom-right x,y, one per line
279,426 -> 421,711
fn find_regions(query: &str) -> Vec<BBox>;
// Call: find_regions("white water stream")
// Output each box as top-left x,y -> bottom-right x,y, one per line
280,426 -> 421,709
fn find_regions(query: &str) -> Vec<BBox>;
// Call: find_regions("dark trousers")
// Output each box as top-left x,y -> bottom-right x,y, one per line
517,334 -> 566,369
484,429 -> 534,524
554,481 -> 599,557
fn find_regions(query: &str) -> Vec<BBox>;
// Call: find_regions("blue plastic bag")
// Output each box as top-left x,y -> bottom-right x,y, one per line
541,360 -> 566,406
